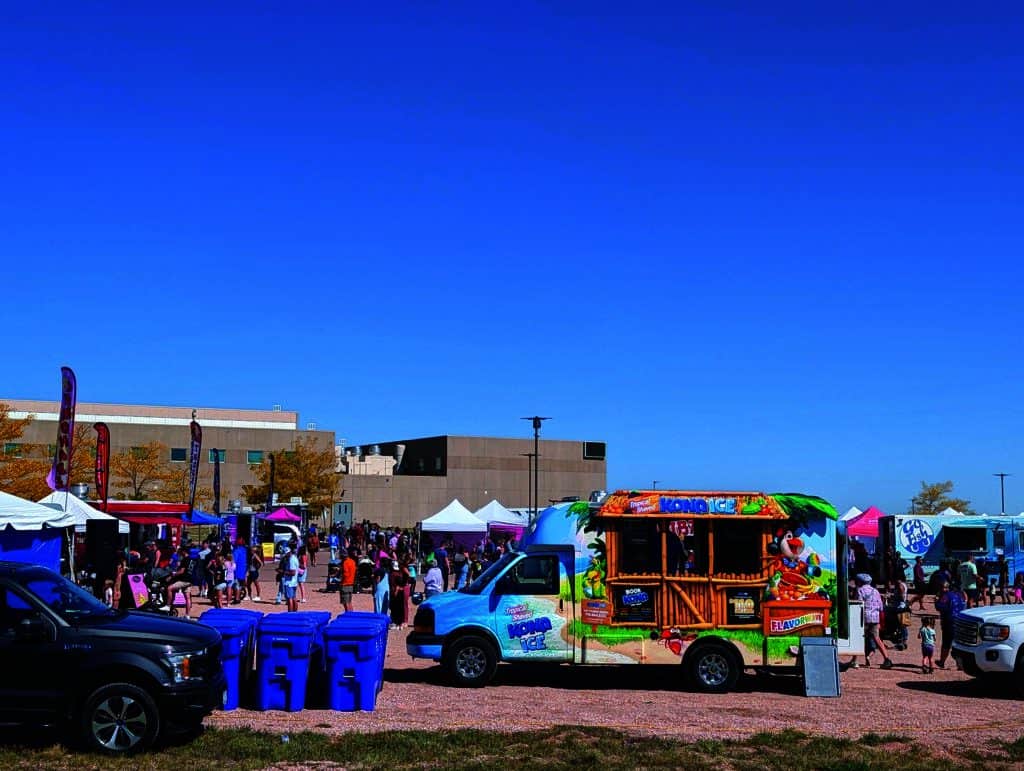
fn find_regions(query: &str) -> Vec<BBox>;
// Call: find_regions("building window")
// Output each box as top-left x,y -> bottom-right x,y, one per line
3,442 -> 22,457
994,530 -> 1006,551
247,450 -> 264,465
208,449 -> 226,463
434,457 -> 442,472
170,448 -> 187,462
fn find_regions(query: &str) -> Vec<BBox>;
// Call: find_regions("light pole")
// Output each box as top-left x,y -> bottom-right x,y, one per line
652,480 -> 660,490
521,416 -> 550,521
994,473 -> 1011,514
520,452 -> 535,523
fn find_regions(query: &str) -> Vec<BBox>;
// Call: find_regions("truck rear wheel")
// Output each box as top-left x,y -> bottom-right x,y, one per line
687,643 -> 740,693
445,635 -> 497,687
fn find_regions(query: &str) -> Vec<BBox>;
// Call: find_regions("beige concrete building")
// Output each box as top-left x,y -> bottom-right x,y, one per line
339,435 -> 607,528
3,399 -> 334,505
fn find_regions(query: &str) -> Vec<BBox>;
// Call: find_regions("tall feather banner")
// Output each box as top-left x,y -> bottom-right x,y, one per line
187,419 -> 202,519
94,422 -> 110,511
212,447 -> 221,515
46,366 -> 77,491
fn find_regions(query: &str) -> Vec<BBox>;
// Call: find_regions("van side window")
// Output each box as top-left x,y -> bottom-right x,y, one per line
500,556 -> 559,595
0,584 -> 42,638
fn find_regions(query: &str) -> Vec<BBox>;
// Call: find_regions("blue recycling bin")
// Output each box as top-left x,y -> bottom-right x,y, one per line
335,611 -> 389,692
197,616 -> 249,710
323,619 -> 383,710
200,608 -> 263,675
255,615 -> 321,711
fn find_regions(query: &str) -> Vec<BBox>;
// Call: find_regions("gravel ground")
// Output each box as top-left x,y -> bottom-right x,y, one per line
197,556 -> 1024,754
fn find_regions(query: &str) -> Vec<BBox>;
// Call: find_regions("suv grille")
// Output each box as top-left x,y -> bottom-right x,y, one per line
953,615 -> 979,647
192,641 -> 223,679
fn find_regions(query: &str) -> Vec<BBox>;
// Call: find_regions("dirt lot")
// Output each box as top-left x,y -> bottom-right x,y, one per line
201,559 -> 1024,754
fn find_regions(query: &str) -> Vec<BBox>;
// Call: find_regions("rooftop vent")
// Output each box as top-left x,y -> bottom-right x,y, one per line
272,404 -> 282,412
306,422 -> 317,430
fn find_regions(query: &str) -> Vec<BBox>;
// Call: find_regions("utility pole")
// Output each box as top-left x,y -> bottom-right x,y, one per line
652,480 -> 660,490
521,416 -> 551,521
994,473 -> 1011,515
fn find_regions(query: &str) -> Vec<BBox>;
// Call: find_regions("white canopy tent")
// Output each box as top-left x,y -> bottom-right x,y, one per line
473,499 -> 527,528
0,490 -> 76,530
38,491 -> 129,534
420,499 -> 486,533
840,506 -> 863,522
938,507 -> 963,517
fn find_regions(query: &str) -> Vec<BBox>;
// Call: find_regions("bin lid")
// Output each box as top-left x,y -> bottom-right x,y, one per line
198,617 -> 249,636
286,611 -> 331,626
324,621 -> 380,640
257,618 -> 319,636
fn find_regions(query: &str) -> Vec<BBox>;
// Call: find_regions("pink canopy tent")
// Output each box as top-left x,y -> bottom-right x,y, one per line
262,508 -> 301,523
847,505 -> 886,538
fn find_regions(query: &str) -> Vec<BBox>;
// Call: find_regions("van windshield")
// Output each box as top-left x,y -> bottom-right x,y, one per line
461,553 -> 518,595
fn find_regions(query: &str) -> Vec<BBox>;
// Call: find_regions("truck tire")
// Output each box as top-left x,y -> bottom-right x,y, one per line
1015,647 -> 1024,698
687,642 -> 741,694
445,635 -> 497,687
81,682 -> 160,754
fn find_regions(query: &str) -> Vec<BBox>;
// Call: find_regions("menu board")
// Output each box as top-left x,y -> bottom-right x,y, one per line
725,587 -> 760,625
613,586 -> 655,623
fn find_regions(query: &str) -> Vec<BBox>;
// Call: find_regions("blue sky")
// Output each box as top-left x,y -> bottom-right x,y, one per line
2,3 -> 1022,514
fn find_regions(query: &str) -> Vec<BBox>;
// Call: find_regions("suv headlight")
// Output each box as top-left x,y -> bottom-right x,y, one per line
980,624 -> 1010,642
164,651 -> 204,682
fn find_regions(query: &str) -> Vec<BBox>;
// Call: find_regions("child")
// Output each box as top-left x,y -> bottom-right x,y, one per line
919,616 -> 936,673
1014,572 -> 1024,605
987,578 -> 998,606
103,579 -> 114,607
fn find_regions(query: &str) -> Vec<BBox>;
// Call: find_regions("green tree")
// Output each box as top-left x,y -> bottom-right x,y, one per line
242,436 -> 340,511
911,480 -> 973,516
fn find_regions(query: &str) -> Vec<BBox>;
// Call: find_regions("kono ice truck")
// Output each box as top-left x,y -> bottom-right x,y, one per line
408,489 -> 863,690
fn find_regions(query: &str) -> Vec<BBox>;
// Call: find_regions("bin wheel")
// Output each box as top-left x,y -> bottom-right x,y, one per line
445,635 -> 497,687
81,682 -> 160,754
687,643 -> 740,694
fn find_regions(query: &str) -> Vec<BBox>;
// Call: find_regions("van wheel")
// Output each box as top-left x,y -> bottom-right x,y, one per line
687,643 -> 740,693
445,636 -> 497,687
81,683 -> 160,754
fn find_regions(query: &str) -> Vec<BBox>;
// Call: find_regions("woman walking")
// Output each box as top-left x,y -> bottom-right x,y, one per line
373,558 -> 391,616
247,545 -> 263,602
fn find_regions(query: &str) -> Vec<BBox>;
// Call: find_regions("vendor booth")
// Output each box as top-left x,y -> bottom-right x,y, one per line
0,490 -> 76,573
38,491 -> 129,534
420,499 -> 486,550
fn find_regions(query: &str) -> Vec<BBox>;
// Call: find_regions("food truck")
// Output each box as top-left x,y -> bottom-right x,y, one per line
408,489 -> 862,691
880,513 -> 1023,588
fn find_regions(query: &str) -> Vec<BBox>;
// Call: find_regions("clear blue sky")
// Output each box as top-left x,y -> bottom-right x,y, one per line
2,3 -> 1022,514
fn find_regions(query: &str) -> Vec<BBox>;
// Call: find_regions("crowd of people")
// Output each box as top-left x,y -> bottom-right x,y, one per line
850,547 -> 1024,675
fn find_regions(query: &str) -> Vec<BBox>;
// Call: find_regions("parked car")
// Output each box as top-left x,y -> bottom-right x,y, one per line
952,605 -> 1024,696
0,561 -> 225,753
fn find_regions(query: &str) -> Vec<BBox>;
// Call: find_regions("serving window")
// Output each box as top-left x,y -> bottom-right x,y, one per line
618,520 -> 662,575
712,521 -> 764,576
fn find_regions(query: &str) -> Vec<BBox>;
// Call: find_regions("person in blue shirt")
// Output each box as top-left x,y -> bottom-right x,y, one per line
934,581 -> 966,669
232,538 -> 249,603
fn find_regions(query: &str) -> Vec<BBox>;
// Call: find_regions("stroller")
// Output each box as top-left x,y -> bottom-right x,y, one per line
325,560 -> 341,593
356,558 -> 374,593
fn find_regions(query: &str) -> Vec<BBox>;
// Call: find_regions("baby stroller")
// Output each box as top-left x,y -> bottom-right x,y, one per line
356,557 -> 374,593
325,560 -> 341,593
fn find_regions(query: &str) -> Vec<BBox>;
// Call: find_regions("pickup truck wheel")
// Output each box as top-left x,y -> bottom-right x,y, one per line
445,636 -> 497,687
687,643 -> 740,694
81,683 -> 160,754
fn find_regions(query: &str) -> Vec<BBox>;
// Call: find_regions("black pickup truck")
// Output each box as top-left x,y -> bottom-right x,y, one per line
0,561 -> 225,754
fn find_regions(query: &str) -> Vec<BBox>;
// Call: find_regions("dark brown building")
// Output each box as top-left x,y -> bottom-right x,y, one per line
340,435 -> 607,528
3,399 -> 334,506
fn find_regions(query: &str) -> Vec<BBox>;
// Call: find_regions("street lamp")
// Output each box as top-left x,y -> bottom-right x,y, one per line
994,473 -> 1011,515
521,416 -> 551,521
652,480 -> 660,490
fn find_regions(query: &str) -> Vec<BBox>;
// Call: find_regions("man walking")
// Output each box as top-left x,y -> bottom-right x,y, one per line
959,554 -> 979,608
281,545 -> 300,612
855,574 -> 893,669
338,548 -> 356,613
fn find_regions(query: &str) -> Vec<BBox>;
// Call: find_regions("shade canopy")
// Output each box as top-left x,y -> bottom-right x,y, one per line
840,506 -> 863,522
102,500 -> 191,525
0,490 -> 76,530
847,505 -> 886,538
421,499 -> 486,533
261,508 -> 301,523
188,511 -> 224,525
38,491 -> 129,534
938,507 -> 963,517
473,499 -> 527,527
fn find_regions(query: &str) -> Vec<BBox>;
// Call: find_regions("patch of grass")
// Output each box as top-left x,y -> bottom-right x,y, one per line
0,726 -> 1011,771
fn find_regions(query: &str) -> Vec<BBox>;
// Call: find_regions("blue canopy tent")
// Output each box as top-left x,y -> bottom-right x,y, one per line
187,511 -> 224,526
